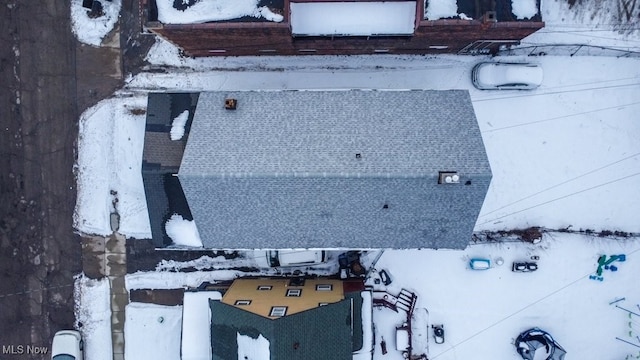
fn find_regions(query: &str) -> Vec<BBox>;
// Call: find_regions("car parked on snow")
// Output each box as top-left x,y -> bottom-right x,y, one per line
472,62 -> 543,90
51,330 -> 83,360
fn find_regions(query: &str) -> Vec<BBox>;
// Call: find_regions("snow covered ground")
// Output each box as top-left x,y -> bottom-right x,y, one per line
124,302 -> 183,359
71,0 -> 121,46
155,0 -> 283,24
425,0 -> 470,20
74,97 -> 149,238
72,0 -> 640,239
108,233 -> 640,360
75,51 -> 640,237
74,276 -> 112,360
69,0 -> 640,359
526,0 -> 640,49
372,233 -> 640,360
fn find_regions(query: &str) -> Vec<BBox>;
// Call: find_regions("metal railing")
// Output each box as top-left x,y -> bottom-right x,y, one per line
497,43 -> 640,58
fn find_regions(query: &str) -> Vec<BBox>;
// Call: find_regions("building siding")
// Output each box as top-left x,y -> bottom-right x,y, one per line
150,21 -> 542,57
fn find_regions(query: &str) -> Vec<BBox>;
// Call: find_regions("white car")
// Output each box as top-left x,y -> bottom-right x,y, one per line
254,250 -> 326,267
472,62 -> 543,90
51,330 -> 83,360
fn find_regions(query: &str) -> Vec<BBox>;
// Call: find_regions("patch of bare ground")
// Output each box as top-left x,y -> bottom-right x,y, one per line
566,0 -> 640,34
473,226 -> 637,244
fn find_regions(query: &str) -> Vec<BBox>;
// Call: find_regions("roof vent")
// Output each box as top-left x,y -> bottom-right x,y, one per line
224,98 -> 237,110
438,171 -> 460,184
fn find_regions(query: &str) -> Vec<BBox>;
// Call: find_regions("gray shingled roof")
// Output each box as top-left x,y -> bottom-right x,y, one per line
181,90 -> 489,177
179,90 -> 491,249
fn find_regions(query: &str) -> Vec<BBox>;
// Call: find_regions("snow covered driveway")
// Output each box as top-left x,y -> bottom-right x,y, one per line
472,56 -> 640,232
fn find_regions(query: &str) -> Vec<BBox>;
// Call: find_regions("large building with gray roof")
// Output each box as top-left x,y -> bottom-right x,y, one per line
173,90 -> 492,249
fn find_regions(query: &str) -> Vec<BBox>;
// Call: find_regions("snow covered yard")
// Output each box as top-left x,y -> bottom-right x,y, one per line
371,233 -> 640,359
473,55 -> 640,232
71,0 -> 121,46
69,0 -> 640,359
116,233 -> 640,360
73,30 -> 640,360
73,56 -> 640,359
75,51 -> 640,238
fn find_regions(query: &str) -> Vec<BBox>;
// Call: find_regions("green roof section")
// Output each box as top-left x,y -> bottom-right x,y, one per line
347,292 -> 364,352
210,299 -> 353,360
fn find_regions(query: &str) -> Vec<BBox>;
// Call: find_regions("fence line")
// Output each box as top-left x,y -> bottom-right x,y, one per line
497,44 -> 640,58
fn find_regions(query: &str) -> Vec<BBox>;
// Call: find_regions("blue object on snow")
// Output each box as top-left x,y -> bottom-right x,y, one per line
618,254 -> 626,262
610,265 -> 618,272
469,258 -> 491,270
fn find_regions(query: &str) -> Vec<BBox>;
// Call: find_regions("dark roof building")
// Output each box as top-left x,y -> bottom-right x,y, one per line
176,90 -> 491,249
142,92 -> 199,247
210,300 -> 354,360
141,0 -> 543,57
208,278 -> 370,360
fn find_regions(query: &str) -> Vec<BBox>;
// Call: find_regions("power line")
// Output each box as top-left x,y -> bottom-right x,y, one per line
477,172 -> 640,227
481,101 -> 640,133
478,152 -> 640,218
432,244 -> 640,359
535,76 -> 640,91
474,82 -> 640,102
517,41 -> 640,50
538,27 -> 640,32
531,30 -> 640,44
513,44 -> 640,55
544,21 -> 640,26
0,283 -> 74,299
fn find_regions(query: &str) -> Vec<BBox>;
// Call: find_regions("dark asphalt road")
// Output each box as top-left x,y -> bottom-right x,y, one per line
0,0 -> 153,355
0,0 -> 195,356
0,1 -> 120,357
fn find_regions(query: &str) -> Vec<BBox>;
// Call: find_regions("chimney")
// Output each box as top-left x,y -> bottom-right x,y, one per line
483,11 -> 497,23
224,98 -> 237,110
